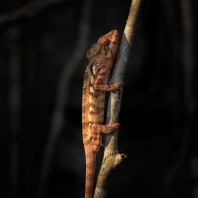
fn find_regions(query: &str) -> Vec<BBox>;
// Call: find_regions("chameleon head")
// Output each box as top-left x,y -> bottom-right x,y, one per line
86,30 -> 119,61
98,30 -> 119,57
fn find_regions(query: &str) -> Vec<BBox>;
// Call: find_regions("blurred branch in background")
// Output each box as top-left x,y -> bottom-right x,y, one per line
0,0 -> 71,24
181,0 -> 194,113
38,0 -> 93,197
7,27 -> 21,197
163,0 -> 194,195
180,0 -> 197,197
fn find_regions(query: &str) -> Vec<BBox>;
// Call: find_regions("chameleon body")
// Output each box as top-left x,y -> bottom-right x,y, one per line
82,30 -> 123,198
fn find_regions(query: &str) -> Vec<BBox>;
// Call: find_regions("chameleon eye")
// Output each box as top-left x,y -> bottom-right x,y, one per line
99,38 -> 109,46
103,38 -> 109,46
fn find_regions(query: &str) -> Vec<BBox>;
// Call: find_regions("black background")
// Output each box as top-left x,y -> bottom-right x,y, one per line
0,0 -> 198,198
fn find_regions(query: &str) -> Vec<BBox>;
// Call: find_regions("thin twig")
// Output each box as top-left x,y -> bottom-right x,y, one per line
38,0 -> 93,197
94,1 -> 142,197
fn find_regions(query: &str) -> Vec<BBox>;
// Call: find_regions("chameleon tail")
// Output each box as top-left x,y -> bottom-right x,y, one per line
85,150 -> 96,198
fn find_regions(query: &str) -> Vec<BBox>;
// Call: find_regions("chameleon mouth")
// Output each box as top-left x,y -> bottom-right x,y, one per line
110,30 -> 119,44
109,30 -> 119,52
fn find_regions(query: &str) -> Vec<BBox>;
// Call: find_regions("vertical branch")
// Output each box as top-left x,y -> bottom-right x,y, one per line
163,0 -> 194,195
38,0 -> 93,197
181,0 -> 194,113
177,0 -> 194,191
180,0 -> 194,183
7,27 -> 21,196
94,1 -> 142,198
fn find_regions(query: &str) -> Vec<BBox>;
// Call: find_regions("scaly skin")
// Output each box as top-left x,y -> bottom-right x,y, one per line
82,30 -> 123,198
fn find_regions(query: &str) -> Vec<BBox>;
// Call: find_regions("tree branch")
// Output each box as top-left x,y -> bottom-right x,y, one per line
94,1 -> 142,197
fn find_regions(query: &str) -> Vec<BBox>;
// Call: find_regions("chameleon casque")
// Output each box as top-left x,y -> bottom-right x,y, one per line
82,30 -> 124,198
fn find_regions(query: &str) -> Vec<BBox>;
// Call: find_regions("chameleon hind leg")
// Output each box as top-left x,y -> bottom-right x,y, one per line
90,123 -> 120,152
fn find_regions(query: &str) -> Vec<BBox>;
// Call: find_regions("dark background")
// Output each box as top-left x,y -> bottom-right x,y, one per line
0,0 -> 198,198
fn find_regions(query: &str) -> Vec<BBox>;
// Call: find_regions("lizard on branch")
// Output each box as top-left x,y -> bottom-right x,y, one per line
82,30 -> 124,198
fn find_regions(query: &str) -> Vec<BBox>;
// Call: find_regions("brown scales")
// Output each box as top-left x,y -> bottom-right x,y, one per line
82,30 -> 124,198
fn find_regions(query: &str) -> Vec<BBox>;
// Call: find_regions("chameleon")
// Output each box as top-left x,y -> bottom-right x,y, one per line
82,30 -> 124,198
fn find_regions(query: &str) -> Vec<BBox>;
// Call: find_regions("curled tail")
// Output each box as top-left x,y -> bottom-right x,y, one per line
85,150 -> 96,198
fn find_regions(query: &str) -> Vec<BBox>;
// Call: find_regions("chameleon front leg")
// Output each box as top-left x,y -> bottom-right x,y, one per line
92,69 -> 124,92
93,80 -> 124,92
